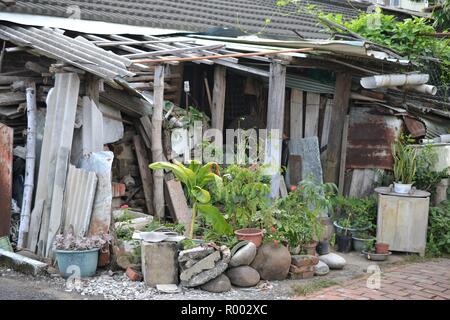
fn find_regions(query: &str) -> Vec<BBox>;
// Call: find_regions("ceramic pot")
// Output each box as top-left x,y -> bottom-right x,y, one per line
234,228 -> 264,247
316,240 -> 330,255
336,234 -> 352,253
394,182 -> 413,194
375,242 -> 390,254
302,242 -> 318,256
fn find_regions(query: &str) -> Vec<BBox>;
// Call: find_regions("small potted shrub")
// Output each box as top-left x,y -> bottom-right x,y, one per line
392,134 -> 417,194
362,241 -> 391,261
53,232 -> 112,278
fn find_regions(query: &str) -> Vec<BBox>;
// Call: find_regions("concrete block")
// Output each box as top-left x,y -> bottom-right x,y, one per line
0,249 -> 48,276
141,242 -> 178,287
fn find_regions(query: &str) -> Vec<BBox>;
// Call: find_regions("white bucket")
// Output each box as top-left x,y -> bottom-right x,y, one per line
394,182 -> 413,194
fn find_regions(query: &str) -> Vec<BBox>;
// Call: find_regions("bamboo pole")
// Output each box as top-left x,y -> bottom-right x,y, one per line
17,82 -> 37,248
133,48 -> 314,64
152,64 -> 165,219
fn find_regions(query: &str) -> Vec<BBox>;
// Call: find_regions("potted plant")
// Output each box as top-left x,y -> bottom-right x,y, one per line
149,160 -> 232,239
53,232 -> 112,278
362,241 -> 391,261
392,134 -> 417,194
352,231 -> 376,253
275,176 -> 337,255
217,164 -> 271,247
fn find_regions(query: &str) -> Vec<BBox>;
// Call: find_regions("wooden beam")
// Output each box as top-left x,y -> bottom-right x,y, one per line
133,135 -> 154,215
323,72 -> 352,184
265,61 -> 286,198
289,89 -> 303,139
338,115 -> 349,195
151,65 -> 165,219
211,65 -> 226,131
304,92 -> 320,137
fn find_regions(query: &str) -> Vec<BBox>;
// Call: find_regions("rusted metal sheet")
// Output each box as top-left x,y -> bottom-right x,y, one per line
402,115 -> 426,138
0,123 -> 13,237
112,182 -> 126,198
346,107 -> 402,170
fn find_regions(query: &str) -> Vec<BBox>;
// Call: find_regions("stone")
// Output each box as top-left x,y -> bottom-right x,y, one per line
226,266 -> 260,287
156,284 -> 181,293
314,260 -> 330,276
0,249 -> 47,276
250,244 -> 290,280
201,274 -> 232,293
182,246 -> 231,287
230,241 -> 257,267
319,252 -> 346,270
178,246 -> 214,262
141,242 -> 178,287
180,251 -> 221,282
289,264 -> 314,274
291,255 -> 319,267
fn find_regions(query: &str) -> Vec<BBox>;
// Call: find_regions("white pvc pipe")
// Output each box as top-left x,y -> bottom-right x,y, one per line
403,84 -> 438,96
361,74 -> 429,89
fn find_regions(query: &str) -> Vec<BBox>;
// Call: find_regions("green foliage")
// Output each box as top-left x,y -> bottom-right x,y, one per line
144,220 -> 186,234
392,134 -> 417,184
415,144 -> 449,195
426,201 -> 450,256
333,196 -> 378,233
116,223 -> 134,241
274,176 -> 337,247
149,160 -> 232,238
216,164 -> 271,229
432,0 -> 450,30
292,279 -> 340,296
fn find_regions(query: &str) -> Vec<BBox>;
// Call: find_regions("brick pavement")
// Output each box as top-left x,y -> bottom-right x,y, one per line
294,259 -> 450,300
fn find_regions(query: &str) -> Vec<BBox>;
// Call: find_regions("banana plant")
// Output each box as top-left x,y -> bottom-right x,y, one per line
149,160 -> 232,239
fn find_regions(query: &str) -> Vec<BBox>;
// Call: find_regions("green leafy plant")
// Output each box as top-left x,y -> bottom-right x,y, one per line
333,196 -> 378,234
216,164 -> 271,230
415,144 -> 449,195
275,176 -> 337,248
426,201 -> 450,256
149,160 -> 232,239
392,134 -> 417,184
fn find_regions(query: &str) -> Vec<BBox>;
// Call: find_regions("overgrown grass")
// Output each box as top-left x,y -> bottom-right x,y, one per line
291,279 -> 340,296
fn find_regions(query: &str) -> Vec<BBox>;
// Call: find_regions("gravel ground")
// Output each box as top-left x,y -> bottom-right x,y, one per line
0,251 -> 409,300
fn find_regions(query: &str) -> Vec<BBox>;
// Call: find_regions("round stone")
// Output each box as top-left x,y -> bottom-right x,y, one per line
314,260 -> 330,276
318,253 -> 346,269
226,266 -> 260,287
230,241 -> 257,267
201,274 -> 232,293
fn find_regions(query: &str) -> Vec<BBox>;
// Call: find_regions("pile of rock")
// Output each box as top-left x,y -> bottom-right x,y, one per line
226,241 -> 260,287
178,245 -> 231,292
289,255 -> 319,279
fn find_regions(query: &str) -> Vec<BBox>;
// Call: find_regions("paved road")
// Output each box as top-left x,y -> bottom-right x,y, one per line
0,269 -> 90,300
294,259 -> 450,300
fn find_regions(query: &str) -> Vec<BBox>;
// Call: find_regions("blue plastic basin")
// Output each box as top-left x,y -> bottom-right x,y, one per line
55,248 -> 99,278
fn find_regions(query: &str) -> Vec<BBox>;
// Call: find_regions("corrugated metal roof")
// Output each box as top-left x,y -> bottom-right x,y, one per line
0,25 -> 135,81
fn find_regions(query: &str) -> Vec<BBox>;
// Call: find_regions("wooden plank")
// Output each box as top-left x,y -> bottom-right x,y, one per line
321,99 -> 333,148
164,178 -> 191,236
304,92 -> 320,137
0,123 -> 13,237
125,44 -> 224,59
133,135 -> 154,215
151,65 -> 165,219
323,72 -> 352,184
0,91 -> 26,106
211,65 -> 226,131
289,89 -> 303,139
338,115 -> 349,195
265,61 -> 286,198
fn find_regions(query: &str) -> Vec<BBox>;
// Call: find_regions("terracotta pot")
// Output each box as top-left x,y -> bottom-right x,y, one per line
234,228 -> 264,247
375,242 -> 390,254
97,245 -> 111,267
302,241 -> 318,256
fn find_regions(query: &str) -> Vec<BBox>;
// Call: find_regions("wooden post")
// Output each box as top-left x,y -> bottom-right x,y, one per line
211,65 -> 226,131
265,61 -> 286,198
85,74 -> 100,106
17,82 -> 37,248
152,64 -> 165,219
133,135 -> 154,215
290,89 -> 303,139
338,115 -> 350,195
323,72 -> 352,184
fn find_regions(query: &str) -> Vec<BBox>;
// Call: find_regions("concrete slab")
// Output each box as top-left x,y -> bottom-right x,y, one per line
0,249 -> 48,276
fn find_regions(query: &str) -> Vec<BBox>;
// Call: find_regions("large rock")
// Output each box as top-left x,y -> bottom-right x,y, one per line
226,266 -> 260,287
178,246 -> 214,262
180,251 -> 221,282
314,260 -> 330,276
250,244 -> 291,280
201,274 -> 232,293
230,241 -> 257,267
141,242 -> 178,287
319,253 -> 346,270
182,246 -> 231,287
291,255 -> 319,267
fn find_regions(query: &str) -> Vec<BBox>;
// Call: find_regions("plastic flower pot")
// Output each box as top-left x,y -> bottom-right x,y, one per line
352,236 -> 375,253
333,221 -> 369,236
375,243 -> 390,254
55,248 -> 100,278
393,182 -> 413,194
316,240 -> 330,255
234,228 -> 264,247
336,234 -> 352,253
